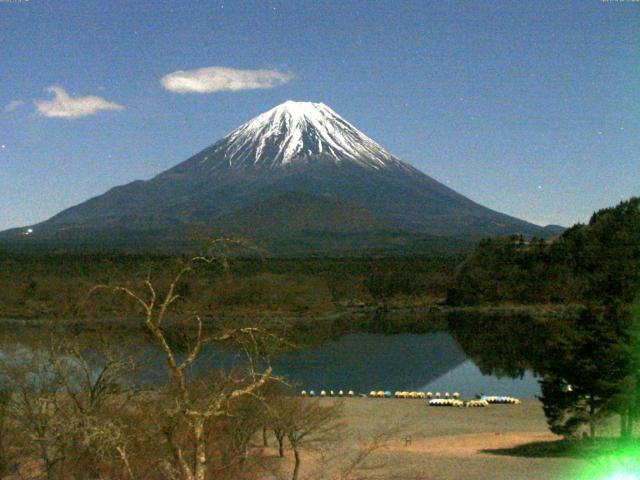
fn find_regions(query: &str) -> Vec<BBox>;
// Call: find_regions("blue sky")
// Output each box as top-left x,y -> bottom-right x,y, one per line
1,0 -> 638,231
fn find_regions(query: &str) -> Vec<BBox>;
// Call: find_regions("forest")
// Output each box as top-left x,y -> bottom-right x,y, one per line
0,252 -> 461,320
447,197 -> 640,307
450,197 -> 640,439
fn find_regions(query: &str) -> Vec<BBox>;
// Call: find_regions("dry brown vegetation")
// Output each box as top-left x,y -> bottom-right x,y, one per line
0,249 -> 401,480
0,333 -> 398,480
0,253 -> 457,320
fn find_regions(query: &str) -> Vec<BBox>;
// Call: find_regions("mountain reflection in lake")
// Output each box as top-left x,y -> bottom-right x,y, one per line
1,328 -> 540,398
267,333 -> 539,397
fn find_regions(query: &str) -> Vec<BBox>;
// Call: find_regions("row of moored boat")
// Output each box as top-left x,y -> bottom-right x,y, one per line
299,390 -> 520,406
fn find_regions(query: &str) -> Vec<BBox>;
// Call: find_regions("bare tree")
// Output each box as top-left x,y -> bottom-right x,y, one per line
49,330 -> 140,479
264,394 -> 290,458
280,398 -> 343,480
0,239 -> 294,480
91,242 -> 281,480
0,328 -> 140,480
302,411 -> 408,480
1,345 -> 66,480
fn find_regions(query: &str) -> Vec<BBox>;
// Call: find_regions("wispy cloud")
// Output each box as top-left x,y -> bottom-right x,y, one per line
4,100 -> 25,113
34,86 -> 124,118
160,66 -> 294,94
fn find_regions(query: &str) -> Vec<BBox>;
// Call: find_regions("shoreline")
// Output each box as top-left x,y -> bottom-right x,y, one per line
0,303 -> 581,326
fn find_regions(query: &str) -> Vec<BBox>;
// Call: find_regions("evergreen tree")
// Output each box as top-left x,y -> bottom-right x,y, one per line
537,198 -> 640,438
539,305 -> 628,437
612,300 -> 640,439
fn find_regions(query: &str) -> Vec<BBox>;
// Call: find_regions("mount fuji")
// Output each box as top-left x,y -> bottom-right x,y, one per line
1,101 -> 552,254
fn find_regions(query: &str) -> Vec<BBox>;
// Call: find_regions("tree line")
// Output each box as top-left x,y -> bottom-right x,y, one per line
450,197 -> 640,439
0,252 -> 461,320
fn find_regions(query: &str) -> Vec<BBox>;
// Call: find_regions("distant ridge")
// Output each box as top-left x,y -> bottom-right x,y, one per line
543,225 -> 567,236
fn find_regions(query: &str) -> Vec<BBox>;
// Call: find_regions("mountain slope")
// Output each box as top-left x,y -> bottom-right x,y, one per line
1,101 -> 550,252
213,191 -> 392,236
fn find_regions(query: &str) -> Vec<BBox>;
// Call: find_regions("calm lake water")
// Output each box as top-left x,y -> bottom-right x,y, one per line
1,328 -> 540,399
145,331 -> 540,398
272,333 -> 539,398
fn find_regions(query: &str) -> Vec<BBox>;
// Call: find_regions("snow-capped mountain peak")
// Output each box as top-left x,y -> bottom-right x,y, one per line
3,100 -> 551,246
210,100 -> 409,170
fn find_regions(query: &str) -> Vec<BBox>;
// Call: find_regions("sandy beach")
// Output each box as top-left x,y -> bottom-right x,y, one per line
256,398 -> 588,480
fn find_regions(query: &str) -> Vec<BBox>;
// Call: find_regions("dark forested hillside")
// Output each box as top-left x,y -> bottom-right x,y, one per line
447,197 -> 640,306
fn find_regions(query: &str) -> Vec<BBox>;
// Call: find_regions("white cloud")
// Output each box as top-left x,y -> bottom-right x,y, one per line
34,86 -> 124,118
4,100 -> 25,113
160,66 -> 294,94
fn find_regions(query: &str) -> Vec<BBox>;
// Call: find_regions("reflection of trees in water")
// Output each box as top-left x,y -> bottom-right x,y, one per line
447,310 -> 569,379
1,310 -> 560,394
268,332 -> 468,392
0,326 -> 469,393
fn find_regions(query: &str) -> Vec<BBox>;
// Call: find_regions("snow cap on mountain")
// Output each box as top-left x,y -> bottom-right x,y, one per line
209,100 -> 410,170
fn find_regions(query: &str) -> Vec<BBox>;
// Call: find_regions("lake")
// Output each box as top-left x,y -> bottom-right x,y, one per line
0,326 -> 540,399
266,332 -> 540,398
